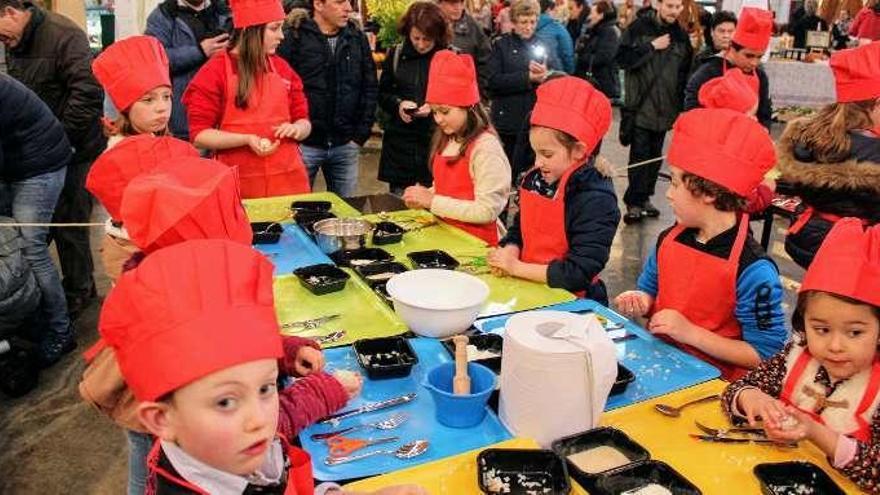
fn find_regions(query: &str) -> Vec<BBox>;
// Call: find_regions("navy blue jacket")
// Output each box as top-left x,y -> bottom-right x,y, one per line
0,74 -> 71,182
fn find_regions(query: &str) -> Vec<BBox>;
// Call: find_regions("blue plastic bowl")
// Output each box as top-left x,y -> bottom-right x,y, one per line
424,362 -> 496,428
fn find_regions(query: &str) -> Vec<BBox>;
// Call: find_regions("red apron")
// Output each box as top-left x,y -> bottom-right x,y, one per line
788,207 -> 871,235
654,217 -> 750,381
781,349 -> 880,443
431,134 -> 499,245
721,58 -> 760,93
216,52 -> 310,199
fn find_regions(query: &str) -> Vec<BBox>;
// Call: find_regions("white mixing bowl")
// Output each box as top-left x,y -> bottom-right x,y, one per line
385,269 -> 490,338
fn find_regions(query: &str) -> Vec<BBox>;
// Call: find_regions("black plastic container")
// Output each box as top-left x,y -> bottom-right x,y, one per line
551,426 -> 650,491
354,261 -> 408,286
373,284 -> 392,305
293,264 -> 350,295
593,460 -> 701,495
353,336 -> 418,379
250,222 -> 283,244
407,249 -> 460,270
477,448 -> 571,495
611,363 -> 636,396
373,221 -> 405,245
295,211 -> 336,235
753,462 -> 844,495
291,200 -> 332,212
330,247 -> 394,268
441,334 -> 503,373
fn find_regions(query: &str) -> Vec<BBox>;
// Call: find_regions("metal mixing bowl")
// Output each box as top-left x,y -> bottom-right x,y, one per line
312,218 -> 373,254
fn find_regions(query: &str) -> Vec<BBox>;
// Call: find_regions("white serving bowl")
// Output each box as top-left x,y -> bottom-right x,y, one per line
385,269 -> 490,338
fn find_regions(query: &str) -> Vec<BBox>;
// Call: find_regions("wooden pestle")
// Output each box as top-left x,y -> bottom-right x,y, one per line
452,335 -> 471,395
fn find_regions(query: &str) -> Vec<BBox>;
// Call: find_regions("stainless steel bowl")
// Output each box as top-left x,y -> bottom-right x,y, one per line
312,218 -> 373,254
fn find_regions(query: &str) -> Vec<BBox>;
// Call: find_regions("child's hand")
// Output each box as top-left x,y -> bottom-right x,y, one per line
764,405 -> 810,443
333,370 -> 363,400
737,388 -> 789,428
247,135 -> 280,156
614,290 -> 653,317
648,309 -> 698,345
293,346 -> 325,376
402,184 -> 434,209
487,245 -> 520,275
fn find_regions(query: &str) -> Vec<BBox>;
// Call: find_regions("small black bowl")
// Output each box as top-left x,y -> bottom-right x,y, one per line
291,200 -> 332,212
372,221 -> 405,245
407,249 -> 460,270
551,426 -> 650,491
753,461 -> 844,495
353,336 -> 418,379
611,363 -> 636,396
477,448 -> 571,495
353,261 -> 408,287
295,211 -> 336,235
293,264 -> 350,295
330,247 -> 394,268
250,222 -> 283,244
441,334 -> 503,373
593,460 -> 701,495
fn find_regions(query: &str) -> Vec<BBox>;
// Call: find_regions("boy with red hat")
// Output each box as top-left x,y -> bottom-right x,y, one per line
488,76 -> 620,303
723,219 -> 880,492
102,239 -> 422,495
615,108 -> 787,380
684,7 -> 775,130
402,50 -> 511,245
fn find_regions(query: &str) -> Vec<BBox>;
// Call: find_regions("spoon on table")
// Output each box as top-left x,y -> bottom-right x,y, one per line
654,394 -> 721,417
311,413 -> 410,440
324,439 -> 429,465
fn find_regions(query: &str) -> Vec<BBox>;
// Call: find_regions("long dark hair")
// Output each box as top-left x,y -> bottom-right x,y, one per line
230,25 -> 269,109
429,103 -> 493,161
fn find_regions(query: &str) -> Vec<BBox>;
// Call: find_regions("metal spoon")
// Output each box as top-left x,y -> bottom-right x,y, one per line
695,420 -> 765,437
654,394 -> 721,417
324,439 -> 429,465
314,330 -> 347,346
311,412 -> 409,440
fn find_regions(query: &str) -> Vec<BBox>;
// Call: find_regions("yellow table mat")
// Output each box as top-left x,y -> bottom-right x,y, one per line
344,438 -> 589,494
601,380 -> 862,494
273,271 -> 407,347
243,192 -> 361,223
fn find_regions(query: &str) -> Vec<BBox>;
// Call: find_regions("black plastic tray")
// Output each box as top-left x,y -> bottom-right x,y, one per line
291,200 -> 332,212
353,336 -> 418,379
753,462 -> 845,495
407,249 -> 460,270
353,261 -> 408,287
373,221 -> 405,245
593,460 -> 701,495
250,222 -> 283,244
441,334 -> 503,373
477,448 -> 571,495
293,264 -> 350,295
295,211 -> 336,235
552,426 -> 650,490
612,363 -> 636,396
330,247 -> 394,268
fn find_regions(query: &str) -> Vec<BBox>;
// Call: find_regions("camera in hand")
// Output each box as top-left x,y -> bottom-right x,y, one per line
404,106 -> 419,116
531,44 -> 547,65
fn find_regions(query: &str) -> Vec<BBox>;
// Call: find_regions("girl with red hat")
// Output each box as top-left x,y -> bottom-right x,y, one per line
723,219 -> 880,493
780,41 -> 880,270
183,0 -> 312,199
487,76 -> 620,304
401,50 -> 511,246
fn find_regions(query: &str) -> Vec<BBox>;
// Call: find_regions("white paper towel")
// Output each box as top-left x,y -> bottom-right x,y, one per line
498,310 -> 617,447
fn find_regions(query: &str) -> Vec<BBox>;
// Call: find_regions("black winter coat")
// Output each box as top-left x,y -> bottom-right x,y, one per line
683,57 -> 772,130
616,11 -> 692,132
486,33 -> 541,135
575,16 -> 621,99
6,4 -> 105,163
278,15 -> 378,148
451,12 -> 492,95
0,73 -> 71,182
376,41 -> 440,187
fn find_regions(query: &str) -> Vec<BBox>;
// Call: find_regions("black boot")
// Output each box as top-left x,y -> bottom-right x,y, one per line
641,200 -> 660,218
39,325 -> 77,368
623,205 -> 643,224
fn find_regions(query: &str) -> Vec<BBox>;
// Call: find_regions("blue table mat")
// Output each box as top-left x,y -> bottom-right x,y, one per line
300,338 -> 513,481
474,299 -> 721,411
253,224 -> 332,274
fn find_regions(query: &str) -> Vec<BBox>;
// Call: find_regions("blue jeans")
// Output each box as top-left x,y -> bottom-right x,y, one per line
0,168 -> 70,337
300,142 -> 360,198
127,430 -> 153,495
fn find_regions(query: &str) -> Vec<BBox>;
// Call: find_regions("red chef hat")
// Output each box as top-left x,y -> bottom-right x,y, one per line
425,50 -> 481,107
99,239 -> 283,401
120,157 -> 253,253
732,7 -> 774,51
830,42 -> 880,103
230,0 -> 284,28
801,219 -> 880,308
86,135 -> 200,221
698,68 -> 760,114
667,108 -> 776,197
530,76 -> 611,155
92,36 -> 171,112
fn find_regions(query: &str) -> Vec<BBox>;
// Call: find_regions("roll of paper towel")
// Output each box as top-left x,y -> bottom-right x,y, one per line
499,310 -> 617,447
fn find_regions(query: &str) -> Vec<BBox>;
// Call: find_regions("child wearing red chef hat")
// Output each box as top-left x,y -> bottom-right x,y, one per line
724,220 -> 880,493
615,108 -> 787,381
183,0 -> 312,199
102,239 -> 419,495
402,50 -> 511,245
488,76 -> 620,304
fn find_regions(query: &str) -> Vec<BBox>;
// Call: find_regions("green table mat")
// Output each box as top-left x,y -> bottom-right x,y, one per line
273,271 -> 407,348
243,192 -> 361,224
